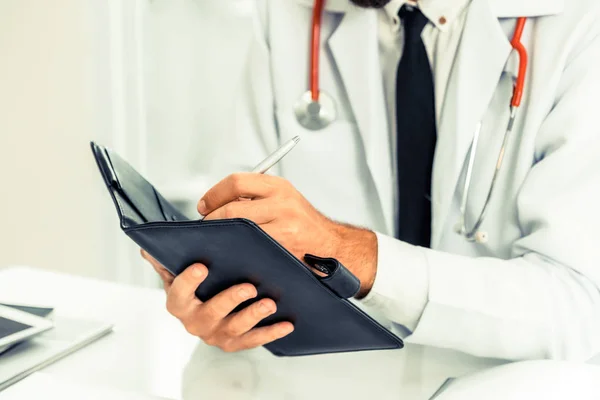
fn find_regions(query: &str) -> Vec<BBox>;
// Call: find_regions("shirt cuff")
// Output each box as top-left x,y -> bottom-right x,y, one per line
359,232 -> 430,331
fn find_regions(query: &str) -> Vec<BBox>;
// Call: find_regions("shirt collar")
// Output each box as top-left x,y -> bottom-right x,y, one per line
292,0 -> 562,18
383,0 -> 471,31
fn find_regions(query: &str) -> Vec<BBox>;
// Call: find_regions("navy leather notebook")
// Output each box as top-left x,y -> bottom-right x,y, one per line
91,142 -> 403,356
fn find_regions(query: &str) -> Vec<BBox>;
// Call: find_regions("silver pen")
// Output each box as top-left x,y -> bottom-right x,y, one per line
199,135 -> 300,220
251,135 -> 300,173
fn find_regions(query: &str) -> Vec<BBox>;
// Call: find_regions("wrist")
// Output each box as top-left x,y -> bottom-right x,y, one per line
329,222 -> 378,298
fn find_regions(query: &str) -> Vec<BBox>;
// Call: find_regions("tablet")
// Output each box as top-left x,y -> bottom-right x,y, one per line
0,305 -> 54,354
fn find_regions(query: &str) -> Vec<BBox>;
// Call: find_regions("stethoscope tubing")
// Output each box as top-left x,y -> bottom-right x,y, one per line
310,0 -> 325,101
458,18 -> 528,243
303,2 -> 529,243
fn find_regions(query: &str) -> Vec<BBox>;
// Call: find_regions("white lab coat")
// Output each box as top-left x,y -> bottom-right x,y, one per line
159,0 -> 600,361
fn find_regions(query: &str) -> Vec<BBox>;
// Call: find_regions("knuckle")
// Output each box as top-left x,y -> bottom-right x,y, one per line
222,206 -> 236,220
203,334 -> 219,347
262,298 -> 276,310
182,321 -> 200,337
252,305 -> 265,319
229,173 -> 245,190
264,327 -> 280,343
218,321 -> 238,338
237,283 -> 257,298
273,175 -> 290,188
220,340 -> 238,353
251,299 -> 264,314
255,300 -> 275,318
200,303 -> 221,322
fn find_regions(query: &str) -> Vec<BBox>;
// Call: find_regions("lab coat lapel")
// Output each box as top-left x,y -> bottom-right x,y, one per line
431,0 -> 512,248
328,9 -> 395,235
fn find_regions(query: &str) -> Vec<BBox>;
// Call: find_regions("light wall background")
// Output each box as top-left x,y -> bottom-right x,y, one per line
0,0 -> 254,285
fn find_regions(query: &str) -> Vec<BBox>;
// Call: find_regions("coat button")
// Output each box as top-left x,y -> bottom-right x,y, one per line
439,16 -> 447,25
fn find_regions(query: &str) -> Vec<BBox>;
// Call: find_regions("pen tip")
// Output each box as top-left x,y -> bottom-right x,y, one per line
293,135 -> 300,144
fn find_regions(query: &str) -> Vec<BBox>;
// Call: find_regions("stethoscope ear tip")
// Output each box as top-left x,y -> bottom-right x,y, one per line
474,231 -> 489,244
454,222 -> 489,244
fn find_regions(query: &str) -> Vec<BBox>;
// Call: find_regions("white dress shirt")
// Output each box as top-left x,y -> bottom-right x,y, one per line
363,0 -> 471,331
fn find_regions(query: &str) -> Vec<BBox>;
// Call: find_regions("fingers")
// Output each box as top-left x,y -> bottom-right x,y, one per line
141,249 -> 174,290
202,199 -> 277,224
165,274 -> 294,352
166,263 -> 208,316
143,248 -> 296,353
209,299 -> 293,352
198,173 -> 287,216
199,283 -> 258,322
232,322 -> 295,352
220,298 -> 277,337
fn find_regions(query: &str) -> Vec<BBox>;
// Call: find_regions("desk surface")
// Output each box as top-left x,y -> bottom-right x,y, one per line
0,266 -> 592,400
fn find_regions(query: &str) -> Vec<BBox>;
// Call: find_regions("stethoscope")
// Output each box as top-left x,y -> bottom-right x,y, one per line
294,0 -> 336,131
295,0 -> 529,244
455,17 -> 528,244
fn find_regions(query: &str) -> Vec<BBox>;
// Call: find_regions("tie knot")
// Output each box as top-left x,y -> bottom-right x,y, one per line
398,5 -> 429,39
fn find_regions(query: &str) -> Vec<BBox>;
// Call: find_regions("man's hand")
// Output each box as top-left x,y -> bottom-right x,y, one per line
141,250 -> 294,352
198,173 -> 378,297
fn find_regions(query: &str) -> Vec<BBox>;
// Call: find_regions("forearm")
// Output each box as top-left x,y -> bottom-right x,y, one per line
329,223 -> 378,298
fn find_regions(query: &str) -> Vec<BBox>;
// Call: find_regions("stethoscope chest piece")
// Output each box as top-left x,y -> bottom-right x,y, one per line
294,90 -> 337,131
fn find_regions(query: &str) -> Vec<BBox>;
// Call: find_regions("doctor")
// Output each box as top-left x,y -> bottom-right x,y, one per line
143,0 -> 600,361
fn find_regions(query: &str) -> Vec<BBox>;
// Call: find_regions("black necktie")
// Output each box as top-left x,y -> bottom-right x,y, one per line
395,6 -> 436,247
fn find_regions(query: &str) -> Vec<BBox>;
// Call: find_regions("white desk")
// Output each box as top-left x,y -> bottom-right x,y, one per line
0,266 -> 593,400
